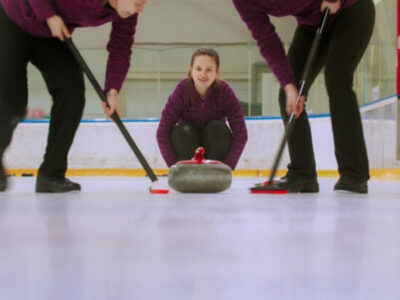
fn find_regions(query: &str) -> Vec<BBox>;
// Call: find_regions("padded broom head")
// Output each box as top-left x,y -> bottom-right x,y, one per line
250,180 -> 288,194
149,180 -> 169,194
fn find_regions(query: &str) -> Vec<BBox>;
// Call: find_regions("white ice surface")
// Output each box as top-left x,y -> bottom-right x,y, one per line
0,177 -> 399,300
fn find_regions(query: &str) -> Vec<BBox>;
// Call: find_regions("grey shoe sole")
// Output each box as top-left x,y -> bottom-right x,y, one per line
35,187 -> 81,193
334,187 -> 368,194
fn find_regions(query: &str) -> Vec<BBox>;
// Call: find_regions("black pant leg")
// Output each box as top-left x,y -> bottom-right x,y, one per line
324,0 -> 374,181
0,4 -> 32,160
30,38 -> 85,178
202,120 -> 232,162
278,26 -> 329,177
171,123 -> 201,161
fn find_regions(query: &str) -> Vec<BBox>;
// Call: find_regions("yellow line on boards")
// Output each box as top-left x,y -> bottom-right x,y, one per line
5,168 -> 400,180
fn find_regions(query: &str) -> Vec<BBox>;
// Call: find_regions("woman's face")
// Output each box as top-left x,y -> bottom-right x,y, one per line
190,55 -> 219,92
111,0 -> 148,18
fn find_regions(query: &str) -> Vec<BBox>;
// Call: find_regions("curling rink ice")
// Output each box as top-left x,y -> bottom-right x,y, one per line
0,176 -> 400,300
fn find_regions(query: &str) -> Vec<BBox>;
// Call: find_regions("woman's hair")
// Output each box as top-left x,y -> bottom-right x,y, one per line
189,47 -> 220,71
187,47 -> 221,103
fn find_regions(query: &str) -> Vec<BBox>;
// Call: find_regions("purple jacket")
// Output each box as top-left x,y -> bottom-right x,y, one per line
157,79 -> 248,170
233,0 -> 358,87
0,0 -> 137,92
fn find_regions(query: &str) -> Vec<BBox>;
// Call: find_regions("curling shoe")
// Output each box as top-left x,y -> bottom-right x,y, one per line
334,176 -> 368,194
270,173 -> 319,193
36,176 -> 81,193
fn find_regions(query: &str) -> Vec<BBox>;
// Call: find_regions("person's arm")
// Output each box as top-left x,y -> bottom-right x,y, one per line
232,0 -> 295,88
156,83 -> 185,167
104,15 -> 138,93
101,15 -> 137,117
28,0 -> 56,22
27,0 -> 70,41
221,84 -> 248,170
233,0 -> 306,117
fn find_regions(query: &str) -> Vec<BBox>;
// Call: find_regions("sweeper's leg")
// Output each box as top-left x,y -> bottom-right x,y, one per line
325,0 -> 374,193
271,26 -> 330,193
0,5 -> 32,191
31,38 -> 85,193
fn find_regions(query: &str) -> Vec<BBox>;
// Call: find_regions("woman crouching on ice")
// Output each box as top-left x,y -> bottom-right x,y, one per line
157,48 -> 248,170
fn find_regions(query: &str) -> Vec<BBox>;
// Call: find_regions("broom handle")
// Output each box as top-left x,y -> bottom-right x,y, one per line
267,8 -> 330,185
65,38 -> 158,182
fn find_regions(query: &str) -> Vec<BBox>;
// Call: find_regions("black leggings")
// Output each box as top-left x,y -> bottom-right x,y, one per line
171,120 -> 232,162
278,0 -> 375,181
0,4 -> 85,178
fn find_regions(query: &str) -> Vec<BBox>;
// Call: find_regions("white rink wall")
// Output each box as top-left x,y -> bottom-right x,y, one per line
4,100 -> 400,171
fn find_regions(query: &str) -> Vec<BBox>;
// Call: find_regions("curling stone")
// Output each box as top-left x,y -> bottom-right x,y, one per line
168,147 -> 232,193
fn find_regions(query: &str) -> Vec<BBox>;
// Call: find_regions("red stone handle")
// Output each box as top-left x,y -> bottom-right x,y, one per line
177,147 -> 222,165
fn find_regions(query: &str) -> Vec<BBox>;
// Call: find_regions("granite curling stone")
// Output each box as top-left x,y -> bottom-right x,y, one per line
168,147 -> 232,193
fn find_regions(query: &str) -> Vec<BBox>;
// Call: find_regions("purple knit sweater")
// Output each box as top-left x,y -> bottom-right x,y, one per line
157,79 -> 248,170
0,0 -> 137,92
233,0 -> 358,87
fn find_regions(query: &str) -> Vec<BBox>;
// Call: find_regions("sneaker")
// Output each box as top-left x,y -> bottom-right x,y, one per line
0,162 -> 7,192
268,174 -> 319,193
334,176 -> 368,194
36,176 -> 81,193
